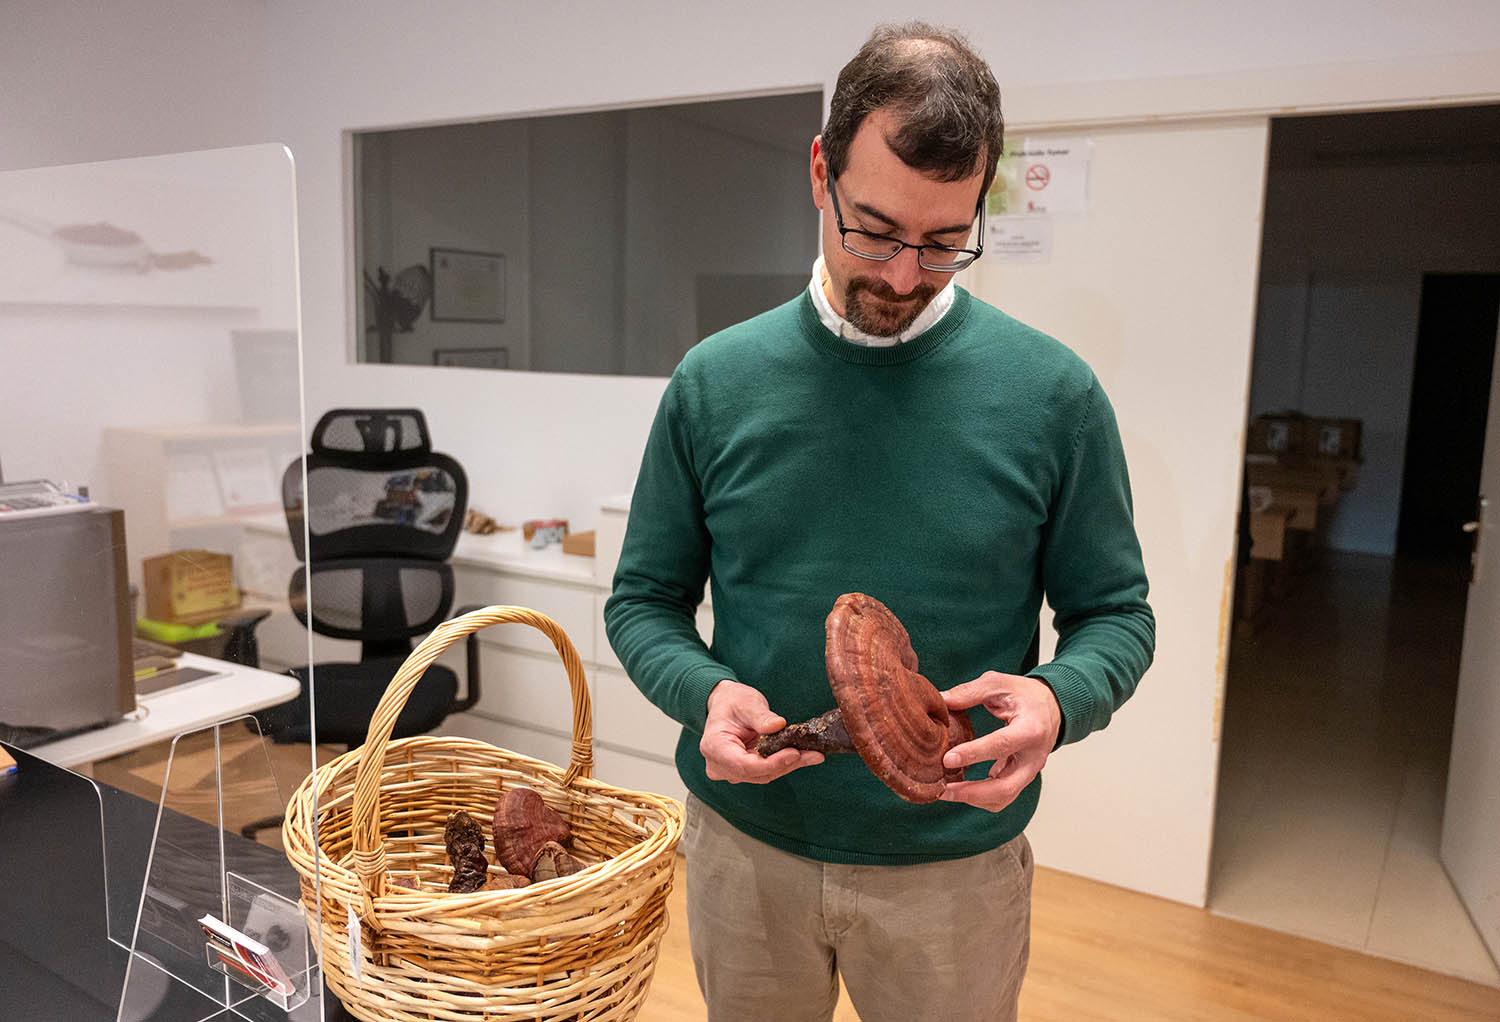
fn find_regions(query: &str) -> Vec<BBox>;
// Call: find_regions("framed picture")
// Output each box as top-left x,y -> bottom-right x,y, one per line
430,248 -> 505,322
433,346 -> 509,369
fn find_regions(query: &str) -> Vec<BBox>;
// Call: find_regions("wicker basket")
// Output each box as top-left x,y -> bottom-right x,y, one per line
282,606 -> 685,1021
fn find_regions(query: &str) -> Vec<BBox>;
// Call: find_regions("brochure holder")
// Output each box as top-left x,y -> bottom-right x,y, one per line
112,716 -> 322,1021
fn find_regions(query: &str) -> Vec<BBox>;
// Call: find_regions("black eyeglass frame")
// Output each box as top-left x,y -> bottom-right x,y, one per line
826,173 -> 986,272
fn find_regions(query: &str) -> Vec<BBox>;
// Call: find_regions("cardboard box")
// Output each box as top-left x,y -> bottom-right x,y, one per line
1305,417 -> 1361,461
561,529 -> 595,557
1247,413 -> 1305,456
143,550 -> 241,624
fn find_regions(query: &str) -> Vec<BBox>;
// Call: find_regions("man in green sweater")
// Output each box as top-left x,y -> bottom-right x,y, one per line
605,22 -> 1153,1022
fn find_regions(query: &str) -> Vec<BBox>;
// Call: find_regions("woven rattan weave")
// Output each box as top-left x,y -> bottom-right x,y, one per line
283,606 -> 684,1021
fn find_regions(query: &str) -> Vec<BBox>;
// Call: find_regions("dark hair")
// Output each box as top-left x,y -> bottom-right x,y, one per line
823,22 -> 1004,194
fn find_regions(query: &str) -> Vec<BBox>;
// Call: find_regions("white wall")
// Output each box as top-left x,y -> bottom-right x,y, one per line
0,146 -> 301,498
0,0 -> 269,172
1250,159 -> 1500,554
250,1 -> 1500,537
5,0 -> 1500,906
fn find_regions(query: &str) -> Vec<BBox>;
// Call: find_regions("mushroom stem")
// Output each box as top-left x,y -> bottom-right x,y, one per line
756,707 -> 855,757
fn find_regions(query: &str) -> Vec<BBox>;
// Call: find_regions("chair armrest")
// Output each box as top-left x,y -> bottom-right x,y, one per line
217,608 -> 272,668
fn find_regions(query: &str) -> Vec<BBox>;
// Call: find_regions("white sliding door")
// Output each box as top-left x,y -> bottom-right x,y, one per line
970,117 -> 1270,906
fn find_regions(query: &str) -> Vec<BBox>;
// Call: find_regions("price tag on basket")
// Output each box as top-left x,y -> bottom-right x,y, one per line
347,903 -> 363,983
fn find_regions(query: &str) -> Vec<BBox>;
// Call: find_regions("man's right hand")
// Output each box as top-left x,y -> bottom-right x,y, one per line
700,679 -> 824,783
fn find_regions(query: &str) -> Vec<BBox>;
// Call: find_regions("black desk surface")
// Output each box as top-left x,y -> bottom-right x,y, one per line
0,743 -> 354,1021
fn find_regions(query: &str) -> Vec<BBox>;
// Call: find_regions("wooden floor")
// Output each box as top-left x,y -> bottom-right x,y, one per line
84,737 -> 1500,1021
645,853 -> 1500,1022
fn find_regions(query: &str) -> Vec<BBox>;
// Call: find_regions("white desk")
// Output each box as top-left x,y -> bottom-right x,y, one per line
30,652 -> 300,770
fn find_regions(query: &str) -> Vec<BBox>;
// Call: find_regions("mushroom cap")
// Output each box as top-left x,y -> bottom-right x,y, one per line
493,786 -> 571,875
825,592 -> 964,803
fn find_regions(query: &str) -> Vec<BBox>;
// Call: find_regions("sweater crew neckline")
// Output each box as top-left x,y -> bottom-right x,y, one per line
798,288 -> 972,365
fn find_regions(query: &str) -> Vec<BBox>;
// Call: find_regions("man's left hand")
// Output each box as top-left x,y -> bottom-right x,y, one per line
938,671 -> 1062,813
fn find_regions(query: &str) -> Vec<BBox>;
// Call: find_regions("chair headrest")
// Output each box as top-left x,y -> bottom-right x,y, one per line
311,409 -> 431,458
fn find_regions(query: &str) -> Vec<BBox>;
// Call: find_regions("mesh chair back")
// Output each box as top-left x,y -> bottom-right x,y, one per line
289,559 -> 455,658
283,409 -> 467,563
283,408 -> 468,654
313,408 -> 429,455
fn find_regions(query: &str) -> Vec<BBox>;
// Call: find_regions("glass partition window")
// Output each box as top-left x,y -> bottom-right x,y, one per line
353,89 -> 823,376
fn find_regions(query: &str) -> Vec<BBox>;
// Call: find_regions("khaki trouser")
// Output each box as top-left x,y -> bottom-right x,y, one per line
684,794 -> 1033,1022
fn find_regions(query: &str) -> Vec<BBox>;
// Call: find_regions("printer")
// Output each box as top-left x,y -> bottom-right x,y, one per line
0,483 -> 134,745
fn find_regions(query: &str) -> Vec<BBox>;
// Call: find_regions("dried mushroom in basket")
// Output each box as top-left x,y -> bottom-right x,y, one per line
493,787 -> 572,875
482,873 -> 531,891
530,840 -> 585,882
444,810 -> 493,893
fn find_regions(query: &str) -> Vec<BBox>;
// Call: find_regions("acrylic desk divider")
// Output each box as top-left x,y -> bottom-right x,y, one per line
113,715 -> 322,1021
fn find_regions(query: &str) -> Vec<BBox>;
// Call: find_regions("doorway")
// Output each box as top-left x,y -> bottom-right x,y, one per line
1210,106 -> 1500,985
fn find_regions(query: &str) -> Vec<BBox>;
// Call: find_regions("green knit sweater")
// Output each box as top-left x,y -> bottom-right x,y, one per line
604,288 -> 1154,865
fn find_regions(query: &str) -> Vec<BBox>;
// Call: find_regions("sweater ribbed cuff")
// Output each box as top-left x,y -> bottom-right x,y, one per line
1028,662 -> 1093,748
679,663 -> 737,733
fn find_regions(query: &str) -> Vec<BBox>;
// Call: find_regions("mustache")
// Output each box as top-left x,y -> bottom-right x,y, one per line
849,276 -> 938,305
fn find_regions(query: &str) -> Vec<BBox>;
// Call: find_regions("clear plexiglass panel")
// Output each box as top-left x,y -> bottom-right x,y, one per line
114,717 -> 320,1021
0,143 -> 318,1020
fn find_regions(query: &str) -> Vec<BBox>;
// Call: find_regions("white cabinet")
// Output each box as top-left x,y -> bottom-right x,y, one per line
451,564 -> 596,660
592,665 -> 680,762
442,496 -> 693,803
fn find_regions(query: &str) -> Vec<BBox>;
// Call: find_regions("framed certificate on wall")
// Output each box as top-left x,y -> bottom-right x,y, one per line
430,248 -> 505,322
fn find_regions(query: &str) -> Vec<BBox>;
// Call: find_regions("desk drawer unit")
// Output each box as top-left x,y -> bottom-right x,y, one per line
452,566 -> 595,660
437,643 -> 578,737
591,665 -> 680,763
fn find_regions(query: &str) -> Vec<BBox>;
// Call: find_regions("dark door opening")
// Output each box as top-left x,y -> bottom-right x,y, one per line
1213,103 -> 1500,983
1396,273 -> 1500,559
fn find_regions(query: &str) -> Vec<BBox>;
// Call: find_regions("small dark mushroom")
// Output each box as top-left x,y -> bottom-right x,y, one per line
756,592 -> 976,803
444,810 -> 494,892
444,810 -> 486,859
493,787 -> 571,875
448,847 -> 491,893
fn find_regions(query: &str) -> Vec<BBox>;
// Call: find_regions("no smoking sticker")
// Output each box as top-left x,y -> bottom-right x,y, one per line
987,137 -> 1092,216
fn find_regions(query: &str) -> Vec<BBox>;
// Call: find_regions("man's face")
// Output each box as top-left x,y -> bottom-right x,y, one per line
810,107 -> 984,337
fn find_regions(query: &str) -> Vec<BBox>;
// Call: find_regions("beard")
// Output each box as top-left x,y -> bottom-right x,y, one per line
842,275 -> 939,338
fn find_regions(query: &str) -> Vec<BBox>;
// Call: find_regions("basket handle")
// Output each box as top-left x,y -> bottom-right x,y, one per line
348,605 -> 594,917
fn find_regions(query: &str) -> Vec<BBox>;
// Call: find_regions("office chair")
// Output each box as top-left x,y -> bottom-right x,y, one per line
245,409 -> 481,836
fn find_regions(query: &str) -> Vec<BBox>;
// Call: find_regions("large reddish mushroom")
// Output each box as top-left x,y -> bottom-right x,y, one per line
757,593 -> 975,803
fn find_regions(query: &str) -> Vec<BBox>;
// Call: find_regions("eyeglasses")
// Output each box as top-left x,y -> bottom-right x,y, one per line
827,174 -> 984,272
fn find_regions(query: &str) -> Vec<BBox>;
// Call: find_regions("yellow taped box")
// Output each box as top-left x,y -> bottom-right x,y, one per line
142,550 -> 241,624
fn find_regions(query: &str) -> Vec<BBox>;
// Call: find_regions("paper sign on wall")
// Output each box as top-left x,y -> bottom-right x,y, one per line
984,216 -> 1053,263
987,137 -> 1093,217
